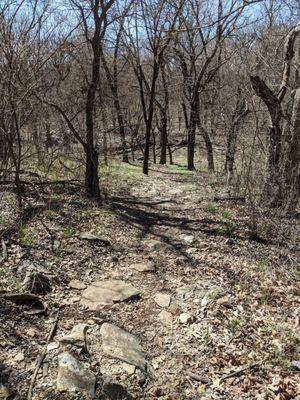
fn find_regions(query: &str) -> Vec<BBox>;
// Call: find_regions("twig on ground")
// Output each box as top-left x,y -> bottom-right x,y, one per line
187,362 -> 262,388
27,311 -> 60,400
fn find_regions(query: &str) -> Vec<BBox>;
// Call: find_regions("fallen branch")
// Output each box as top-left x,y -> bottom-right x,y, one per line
27,311 -> 60,400
0,179 -> 81,186
219,362 -> 261,384
187,362 -> 261,388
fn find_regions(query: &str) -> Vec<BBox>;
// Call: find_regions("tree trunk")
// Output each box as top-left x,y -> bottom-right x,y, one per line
250,75 -> 283,207
187,102 -> 197,170
85,148 -> 100,199
201,128 -> 214,172
84,1 -> 102,199
168,144 -> 173,165
116,107 -> 129,163
159,111 -> 167,165
225,126 -> 237,196
283,87 -> 300,214
152,129 -> 156,164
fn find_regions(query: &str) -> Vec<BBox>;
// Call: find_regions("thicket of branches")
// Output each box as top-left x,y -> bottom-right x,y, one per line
0,0 -> 299,215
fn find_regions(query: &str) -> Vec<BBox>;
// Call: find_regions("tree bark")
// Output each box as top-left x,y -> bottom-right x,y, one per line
283,88 -> 300,213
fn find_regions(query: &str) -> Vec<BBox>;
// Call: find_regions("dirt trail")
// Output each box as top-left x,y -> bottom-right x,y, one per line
1,163 -> 299,400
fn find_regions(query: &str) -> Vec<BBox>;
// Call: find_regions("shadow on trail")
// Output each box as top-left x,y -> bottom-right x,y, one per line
109,195 -> 243,259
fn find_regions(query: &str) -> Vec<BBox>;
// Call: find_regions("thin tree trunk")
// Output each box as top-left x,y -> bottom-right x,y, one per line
168,144 -> 173,165
159,111 -> 167,165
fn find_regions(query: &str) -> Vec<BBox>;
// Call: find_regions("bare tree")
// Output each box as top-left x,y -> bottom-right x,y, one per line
125,0 -> 183,175
250,23 -> 300,210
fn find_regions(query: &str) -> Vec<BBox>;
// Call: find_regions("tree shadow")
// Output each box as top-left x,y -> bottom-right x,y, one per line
109,195 -> 244,259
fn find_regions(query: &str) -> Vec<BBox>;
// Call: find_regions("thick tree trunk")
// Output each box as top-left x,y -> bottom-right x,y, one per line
187,99 -> 198,170
85,90 -> 100,198
250,75 -> 283,207
283,88 -> 300,213
201,128 -> 214,172
187,117 -> 196,170
85,148 -> 100,199
84,1 -> 102,199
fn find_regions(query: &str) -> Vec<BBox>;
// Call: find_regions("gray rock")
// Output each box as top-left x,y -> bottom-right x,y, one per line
169,188 -> 182,195
145,239 -> 169,251
130,262 -> 156,273
154,293 -> 171,308
59,323 -> 88,348
100,323 -> 146,370
158,310 -> 173,326
180,234 -> 195,244
81,280 -> 140,310
102,377 -> 132,400
69,280 -> 86,290
78,232 -> 110,246
57,352 -> 95,396
178,312 -> 193,324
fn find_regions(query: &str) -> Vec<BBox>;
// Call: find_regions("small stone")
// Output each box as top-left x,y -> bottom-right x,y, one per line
158,310 -> 173,326
154,293 -> 171,308
130,262 -> 156,273
178,312 -> 193,324
169,301 -> 182,315
78,232 -> 110,246
69,280 -> 87,290
121,363 -> 135,375
14,352 -> 25,362
145,240 -> 168,251
100,323 -> 146,370
47,342 -> 60,352
59,323 -> 88,348
26,327 -> 38,338
180,234 -> 195,244
57,352 -> 95,396
186,247 -> 197,254
102,377 -> 131,400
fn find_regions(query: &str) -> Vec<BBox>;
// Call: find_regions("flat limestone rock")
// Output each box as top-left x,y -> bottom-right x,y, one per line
100,323 -> 146,370
57,352 -> 95,396
69,280 -> 86,290
81,280 -> 140,310
158,310 -> 173,327
130,262 -> 156,273
59,323 -> 88,348
154,293 -> 171,308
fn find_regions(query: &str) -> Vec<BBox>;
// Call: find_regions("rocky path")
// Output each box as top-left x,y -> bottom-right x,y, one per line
1,163 -> 299,400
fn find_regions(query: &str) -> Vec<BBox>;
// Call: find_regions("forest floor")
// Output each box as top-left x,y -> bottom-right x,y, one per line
0,157 -> 299,400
